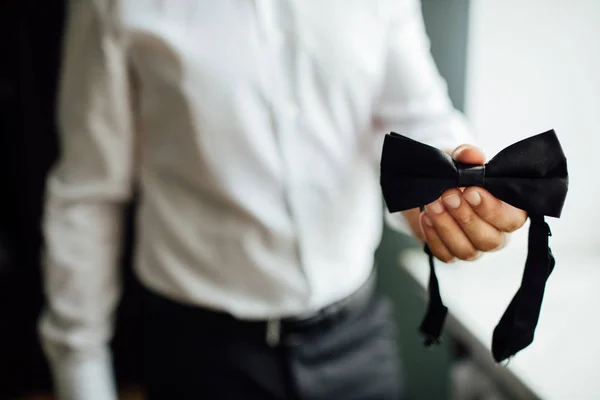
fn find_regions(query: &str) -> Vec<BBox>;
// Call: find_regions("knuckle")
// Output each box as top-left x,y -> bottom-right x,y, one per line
437,253 -> 455,263
457,248 -> 478,261
429,245 -> 453,263
504,221 -> 519,233
476,236 -> 504,252
484,203 -> 503,221
456,211 -> 477,226
504,216 -> 526,233
505,224 -> 519,233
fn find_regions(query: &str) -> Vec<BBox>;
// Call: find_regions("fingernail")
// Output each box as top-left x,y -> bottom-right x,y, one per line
423,214 -> 434,227
453,145 -> 486,160
442,194 -> 461,209
452,144 -> 469,156
427,200 -> 444,214
464,190 -> 482,206
466,252 -> 481,261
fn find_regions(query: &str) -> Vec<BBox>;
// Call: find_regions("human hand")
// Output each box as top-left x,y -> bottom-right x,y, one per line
402,145 -> 528,262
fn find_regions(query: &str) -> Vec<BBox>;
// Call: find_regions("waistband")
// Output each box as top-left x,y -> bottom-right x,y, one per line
140,271 -> 377,347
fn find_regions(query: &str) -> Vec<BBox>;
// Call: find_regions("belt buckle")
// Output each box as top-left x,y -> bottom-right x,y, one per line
266,319 -> 281,347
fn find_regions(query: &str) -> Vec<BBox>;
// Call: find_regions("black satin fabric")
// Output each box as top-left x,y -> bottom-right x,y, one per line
380,130 -> 568,362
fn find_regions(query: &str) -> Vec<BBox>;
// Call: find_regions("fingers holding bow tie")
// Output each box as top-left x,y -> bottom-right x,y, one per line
418,144 -> 528,263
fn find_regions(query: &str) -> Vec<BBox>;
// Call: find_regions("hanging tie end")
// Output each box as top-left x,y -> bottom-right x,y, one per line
419,303 -> 448,347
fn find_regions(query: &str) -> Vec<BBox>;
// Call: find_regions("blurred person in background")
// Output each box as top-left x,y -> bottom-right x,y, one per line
40,0 -> 527,399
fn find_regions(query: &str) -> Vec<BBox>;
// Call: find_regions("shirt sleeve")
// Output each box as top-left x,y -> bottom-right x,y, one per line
373,0 -> 476,233
38,1 -> 136,399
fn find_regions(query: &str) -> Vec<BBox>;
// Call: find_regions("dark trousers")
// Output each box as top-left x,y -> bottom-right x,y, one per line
140,277 -> 404,400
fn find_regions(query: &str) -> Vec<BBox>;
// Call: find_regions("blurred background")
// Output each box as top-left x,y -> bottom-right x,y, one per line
1,0 -> 598,399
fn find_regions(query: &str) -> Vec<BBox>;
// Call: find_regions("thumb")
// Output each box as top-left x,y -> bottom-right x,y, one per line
452,144 -> 486,165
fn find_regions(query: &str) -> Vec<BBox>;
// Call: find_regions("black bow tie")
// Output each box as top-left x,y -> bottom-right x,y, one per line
380,129 -> 568,362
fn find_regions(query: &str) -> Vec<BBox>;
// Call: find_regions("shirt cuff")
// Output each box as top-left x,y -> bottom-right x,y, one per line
416,110 -> 478,152
46,346 -> 118,400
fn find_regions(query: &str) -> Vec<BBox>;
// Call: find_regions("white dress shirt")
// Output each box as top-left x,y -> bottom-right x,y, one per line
39,0 -> 473,398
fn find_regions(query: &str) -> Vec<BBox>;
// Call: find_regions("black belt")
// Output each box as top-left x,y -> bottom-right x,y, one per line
141,272 -> 377,347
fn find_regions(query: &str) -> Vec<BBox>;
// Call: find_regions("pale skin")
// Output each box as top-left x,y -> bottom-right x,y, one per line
401,144 -> 528,262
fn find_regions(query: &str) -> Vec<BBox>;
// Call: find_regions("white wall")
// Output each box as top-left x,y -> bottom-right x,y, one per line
465,0 -> 600,254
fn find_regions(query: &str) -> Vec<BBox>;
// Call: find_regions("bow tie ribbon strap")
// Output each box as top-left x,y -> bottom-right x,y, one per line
380,130 -> 568,362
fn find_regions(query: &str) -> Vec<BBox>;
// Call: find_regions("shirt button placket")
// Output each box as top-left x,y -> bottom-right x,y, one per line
261,2 -> 313,307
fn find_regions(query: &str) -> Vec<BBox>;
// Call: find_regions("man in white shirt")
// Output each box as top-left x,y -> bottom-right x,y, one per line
40,1 -> 527,399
